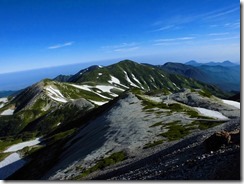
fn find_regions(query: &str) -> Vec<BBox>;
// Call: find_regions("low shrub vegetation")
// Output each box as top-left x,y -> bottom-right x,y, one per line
143,140 -> 164,149
74,151 -> 127,179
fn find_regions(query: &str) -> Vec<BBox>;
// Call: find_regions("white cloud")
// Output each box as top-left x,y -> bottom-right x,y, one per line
213,36 -> 240,41
208,32 -> 229,36
154,37 -> 195,42
152,25 -> 175,32
101,42 -> 138,49
101,42 -> 140,53
204,7 -> 239,20
114,47 -> 139,52
48,42 -> 74,49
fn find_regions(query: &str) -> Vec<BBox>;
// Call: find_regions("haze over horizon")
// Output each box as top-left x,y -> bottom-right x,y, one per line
0,0 -> 240,74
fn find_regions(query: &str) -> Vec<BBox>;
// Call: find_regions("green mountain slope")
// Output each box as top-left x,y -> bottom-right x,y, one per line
0,60 -> 228,137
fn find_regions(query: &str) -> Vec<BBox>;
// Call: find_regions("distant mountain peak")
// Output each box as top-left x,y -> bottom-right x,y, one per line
118,59 -> 138,65
185,60 -> 238,67
185,60 -> 201,66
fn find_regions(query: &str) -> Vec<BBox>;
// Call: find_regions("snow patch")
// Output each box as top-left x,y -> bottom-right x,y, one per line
89,100 -> 108,106
172,83 -> 180,90
4,138 -> 41,153
222,99 -> 240,109
70,84 -> 111,100
123,71 -> 140,88
1,109 -> 14,116
0,153 -> 26,179
108,76 -> 120,84
70,84 -> 91,92
131,74 -> 144,89
98,73 -> 103,76
95,85 -> 114,93
0,98 -> 8,103
45,86 -> 67,103
194,107 -> 229,120
108,76 -> 129,89
49,96 -> 67,103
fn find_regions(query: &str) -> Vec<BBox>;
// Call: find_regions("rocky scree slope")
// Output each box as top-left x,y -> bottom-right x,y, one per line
30,89 -> 239,180
93,118 -> 240,180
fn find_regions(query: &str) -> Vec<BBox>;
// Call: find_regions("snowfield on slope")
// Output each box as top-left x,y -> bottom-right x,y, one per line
70,84 -> 124,99
222,99 -> 240,109
0,109 -> 14,116
0,153 -> 26,179
0,98 -> 8,103
123,71 -> 140,88
194,107 -> 229,120
4,138 -> 41,153
89,100 -> 109,106
45,86 -> 67,103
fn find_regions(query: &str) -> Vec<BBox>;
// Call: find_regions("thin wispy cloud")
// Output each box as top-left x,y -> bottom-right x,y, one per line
152,25 -> 175,32
154,37 -> 195,42
204,7 -> 239,20
153,42 -> 181,46
153,37 -> 195,46
114,47 -> 139,52
213,36 -> 239,41
48,42 -> 74,49
102,42 -> 138,49
208,32 -> 229,36
102,42 -> 140,52
152,6 -> 239,30
224,22 -> 240,29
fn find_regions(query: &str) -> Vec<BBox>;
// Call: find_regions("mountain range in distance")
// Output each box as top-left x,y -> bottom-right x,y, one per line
0,59 -> 240,94
185,60 -> 239,67
145,60 -> 240,93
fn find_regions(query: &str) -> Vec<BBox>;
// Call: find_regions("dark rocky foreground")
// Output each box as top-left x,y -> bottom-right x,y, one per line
89,118 -> 240,180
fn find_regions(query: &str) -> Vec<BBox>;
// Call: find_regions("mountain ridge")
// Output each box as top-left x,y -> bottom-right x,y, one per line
0,59 -> 240,180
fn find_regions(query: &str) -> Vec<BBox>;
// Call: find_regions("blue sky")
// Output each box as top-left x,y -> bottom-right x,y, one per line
0,0 -> 240,74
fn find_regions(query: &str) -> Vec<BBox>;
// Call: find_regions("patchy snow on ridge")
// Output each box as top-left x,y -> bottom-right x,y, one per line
131,74 -> 141,84
1,109 -> 14,116
95,85 -> 115,93
45,86 -> 67,103
49,96 -> 67,103
172,82 -> 180,90
222,99 -> 240,109
89,100 -> 108,106
0,153 -> 26,179
4,138 -> 41,153
109,76 -> 129,89
70,84 -> 91,92
108,76 -> 120,84
46,86 -> 65,98
0,98 -> 8,103
70,84 -> 111,100
123,71 -> 140,88
131,74 -> 144,89
194,107 -> 229,120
